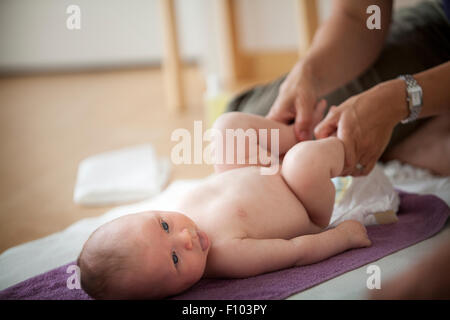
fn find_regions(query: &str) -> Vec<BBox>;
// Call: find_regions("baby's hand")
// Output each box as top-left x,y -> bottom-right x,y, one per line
337,220 -> 372,249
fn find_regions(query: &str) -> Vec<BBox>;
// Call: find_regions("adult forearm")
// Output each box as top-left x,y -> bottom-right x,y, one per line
414,61 -> 450,118
371,61 -> 450,125
300,1 -> 391,97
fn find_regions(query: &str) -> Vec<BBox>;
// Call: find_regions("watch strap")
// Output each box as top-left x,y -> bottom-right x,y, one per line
398,74 -> 422,124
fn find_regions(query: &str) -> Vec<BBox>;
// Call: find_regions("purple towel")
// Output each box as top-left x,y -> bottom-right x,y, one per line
1,191 -> 448,300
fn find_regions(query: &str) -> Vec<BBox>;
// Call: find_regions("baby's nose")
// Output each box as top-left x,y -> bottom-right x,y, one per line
180,228 -> 193,250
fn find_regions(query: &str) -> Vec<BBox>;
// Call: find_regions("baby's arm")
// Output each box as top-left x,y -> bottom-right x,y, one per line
211,112 -> 298,173
207,220 -> 371,278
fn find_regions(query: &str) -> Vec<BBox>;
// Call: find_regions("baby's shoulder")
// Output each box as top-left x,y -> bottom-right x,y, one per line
204,237 -> 250,277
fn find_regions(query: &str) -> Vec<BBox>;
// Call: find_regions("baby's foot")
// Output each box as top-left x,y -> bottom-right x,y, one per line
338,220 -> 372,248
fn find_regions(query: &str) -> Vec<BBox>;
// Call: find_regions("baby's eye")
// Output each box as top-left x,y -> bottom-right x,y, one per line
161,221 -> 169,232
172,252 -> 179,265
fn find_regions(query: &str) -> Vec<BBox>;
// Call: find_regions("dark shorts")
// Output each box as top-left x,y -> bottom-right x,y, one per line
226,0 -> 450,156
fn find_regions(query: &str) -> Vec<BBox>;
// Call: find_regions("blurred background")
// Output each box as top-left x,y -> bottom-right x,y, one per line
0,0 -> 422,253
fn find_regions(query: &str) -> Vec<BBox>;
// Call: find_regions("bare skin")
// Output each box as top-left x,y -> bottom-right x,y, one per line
78,113 -> 371,299
382,113 -> 450,176
267,0 -> 393,142
314,63 -> 450,176
175,113 -> 372,279
266,0 -> 450,176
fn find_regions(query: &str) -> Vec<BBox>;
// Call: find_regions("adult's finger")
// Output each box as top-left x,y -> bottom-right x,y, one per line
359,160 -> 376,176
313,106 -> 339,139
350,157 -> 374,177
266,94 -> 295,124
353,150 -> 377,177
293,96 -> 315,141
311,99 -> 328,131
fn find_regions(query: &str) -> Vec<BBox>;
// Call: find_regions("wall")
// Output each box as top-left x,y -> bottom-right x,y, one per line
0,0 -> 209,72
0,0 -> 428,74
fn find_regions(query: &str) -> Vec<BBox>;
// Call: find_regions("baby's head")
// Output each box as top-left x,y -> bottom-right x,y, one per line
77,210 -> 210,299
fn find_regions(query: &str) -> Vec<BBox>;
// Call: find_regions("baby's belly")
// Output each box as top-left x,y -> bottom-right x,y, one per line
181,167 -> 312,240
228,168 -> 311,239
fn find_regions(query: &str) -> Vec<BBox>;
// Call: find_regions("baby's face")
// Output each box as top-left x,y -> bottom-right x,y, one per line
110,211 -> 210,298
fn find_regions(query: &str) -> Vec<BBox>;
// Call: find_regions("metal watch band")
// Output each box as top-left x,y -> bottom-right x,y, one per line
398,74 -> 422,124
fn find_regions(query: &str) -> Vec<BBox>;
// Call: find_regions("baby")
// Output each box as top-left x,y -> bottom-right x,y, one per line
77,112 -> 372,299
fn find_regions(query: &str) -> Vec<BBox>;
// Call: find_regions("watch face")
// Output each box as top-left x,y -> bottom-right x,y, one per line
410,87 -> 422,107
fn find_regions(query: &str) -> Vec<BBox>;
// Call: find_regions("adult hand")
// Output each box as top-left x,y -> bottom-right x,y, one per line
314,80 -> 405,176
266,62 -> 326,142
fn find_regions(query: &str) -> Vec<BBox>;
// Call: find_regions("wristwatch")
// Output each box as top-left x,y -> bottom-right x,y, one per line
398,74 -> 423,124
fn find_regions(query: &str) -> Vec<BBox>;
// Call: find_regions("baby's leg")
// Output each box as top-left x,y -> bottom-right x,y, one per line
212,112 -> 298,172
281,137 -> 345,229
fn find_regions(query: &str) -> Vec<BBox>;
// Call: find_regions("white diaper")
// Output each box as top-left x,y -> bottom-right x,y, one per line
328,164 -> 400,228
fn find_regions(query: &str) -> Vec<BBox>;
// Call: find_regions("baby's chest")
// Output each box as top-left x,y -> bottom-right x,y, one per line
180,169 -> 312,239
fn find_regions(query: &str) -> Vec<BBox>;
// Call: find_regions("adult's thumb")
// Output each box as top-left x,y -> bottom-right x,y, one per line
267,99 -> 292,123
314,106 -> 339,139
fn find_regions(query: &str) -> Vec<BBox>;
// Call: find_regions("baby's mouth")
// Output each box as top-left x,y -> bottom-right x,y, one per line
196,230 -> 210,251
187,228 -> 209,251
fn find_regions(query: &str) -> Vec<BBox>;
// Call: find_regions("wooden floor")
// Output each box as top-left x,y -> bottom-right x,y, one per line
0,66 -> 269,253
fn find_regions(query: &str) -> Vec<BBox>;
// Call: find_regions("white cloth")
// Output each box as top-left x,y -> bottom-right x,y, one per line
383,160 -> 450,206
1,161 -> 448,290
73,144 -> 171,206
329,164 -> 400,227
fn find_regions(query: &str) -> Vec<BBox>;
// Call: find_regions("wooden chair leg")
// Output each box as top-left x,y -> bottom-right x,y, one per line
297,0 -> 319,57
159,0 -> 184,112
215,0 -> 240,88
